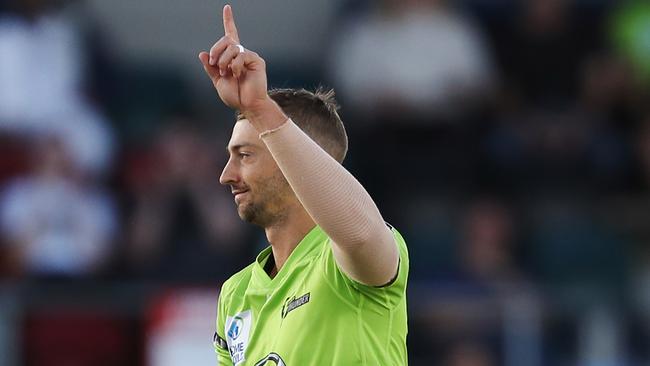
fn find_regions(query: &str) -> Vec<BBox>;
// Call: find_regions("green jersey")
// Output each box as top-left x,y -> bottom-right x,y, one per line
214,225 -> 409,365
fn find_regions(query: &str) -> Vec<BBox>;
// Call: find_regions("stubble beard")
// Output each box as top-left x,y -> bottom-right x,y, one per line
237,171 -> 292,228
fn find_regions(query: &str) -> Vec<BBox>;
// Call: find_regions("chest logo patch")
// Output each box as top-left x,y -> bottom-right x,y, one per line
225,310 -> 252,365
281,292 -> 310,319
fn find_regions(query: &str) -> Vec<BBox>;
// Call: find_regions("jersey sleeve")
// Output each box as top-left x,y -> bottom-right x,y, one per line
321,225 -> 409,309
214,289 -> 232,366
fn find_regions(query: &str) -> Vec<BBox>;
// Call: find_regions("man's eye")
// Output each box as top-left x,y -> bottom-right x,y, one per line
239,153 -> 251,159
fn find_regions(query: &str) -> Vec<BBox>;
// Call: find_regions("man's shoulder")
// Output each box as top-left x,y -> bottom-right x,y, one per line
220,261 -> 257,299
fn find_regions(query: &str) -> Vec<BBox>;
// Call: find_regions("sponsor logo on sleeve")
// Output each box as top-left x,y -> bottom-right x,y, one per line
225,310 -> 252,365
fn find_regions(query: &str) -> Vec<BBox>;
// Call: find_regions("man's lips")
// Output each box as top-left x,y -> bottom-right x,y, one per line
232,189 -> 249,202
232,189 -> 248,196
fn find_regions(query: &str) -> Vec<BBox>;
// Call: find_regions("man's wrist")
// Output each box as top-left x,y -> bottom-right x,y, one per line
243,97 -> 288,133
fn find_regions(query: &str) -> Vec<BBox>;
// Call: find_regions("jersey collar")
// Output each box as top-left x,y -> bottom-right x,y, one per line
252,225 -> 326,287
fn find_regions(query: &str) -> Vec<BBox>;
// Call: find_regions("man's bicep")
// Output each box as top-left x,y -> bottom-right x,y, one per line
325,227 -> 409,308
330,225 -> 399,287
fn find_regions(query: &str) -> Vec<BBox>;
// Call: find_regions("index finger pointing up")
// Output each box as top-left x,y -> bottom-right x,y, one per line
223,5 -> 240,44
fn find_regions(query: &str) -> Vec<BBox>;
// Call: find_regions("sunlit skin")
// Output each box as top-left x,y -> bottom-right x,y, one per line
219,119 -> 316,275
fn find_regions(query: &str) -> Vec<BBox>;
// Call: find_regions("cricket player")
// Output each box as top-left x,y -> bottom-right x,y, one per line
198,5 -> 409,365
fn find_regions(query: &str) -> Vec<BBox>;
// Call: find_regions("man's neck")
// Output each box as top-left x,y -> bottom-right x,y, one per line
264,209 -> 315,278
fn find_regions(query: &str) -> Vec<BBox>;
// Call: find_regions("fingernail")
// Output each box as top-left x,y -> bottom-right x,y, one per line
219,69 -> 225,76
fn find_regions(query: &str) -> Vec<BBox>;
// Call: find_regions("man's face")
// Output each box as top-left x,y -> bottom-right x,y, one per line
220,120 -> 295,227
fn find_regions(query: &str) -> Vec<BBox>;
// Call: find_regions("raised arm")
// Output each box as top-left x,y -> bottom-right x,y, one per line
198,5 -> 398,286
259,116 -> 399,286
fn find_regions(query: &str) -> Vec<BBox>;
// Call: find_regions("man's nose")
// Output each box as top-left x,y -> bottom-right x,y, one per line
219,159 -> 237,186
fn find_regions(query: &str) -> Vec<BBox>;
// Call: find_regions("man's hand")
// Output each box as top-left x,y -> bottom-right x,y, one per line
199,5 -> 285,129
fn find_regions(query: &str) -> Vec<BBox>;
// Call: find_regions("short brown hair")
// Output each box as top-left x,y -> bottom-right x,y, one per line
238,87 -> 348,163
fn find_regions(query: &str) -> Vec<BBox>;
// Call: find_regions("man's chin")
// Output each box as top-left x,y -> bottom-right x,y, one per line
237,204 -> 257,224
237,206 -> 249,220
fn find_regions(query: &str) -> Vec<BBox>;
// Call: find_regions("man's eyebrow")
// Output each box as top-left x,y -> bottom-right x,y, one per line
226,143 -> 254,152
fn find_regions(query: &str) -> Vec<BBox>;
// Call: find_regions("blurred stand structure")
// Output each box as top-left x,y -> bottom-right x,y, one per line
0,0 -> 650,365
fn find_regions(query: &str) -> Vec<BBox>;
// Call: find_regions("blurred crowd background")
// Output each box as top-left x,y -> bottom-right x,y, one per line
0,0 -> 649,365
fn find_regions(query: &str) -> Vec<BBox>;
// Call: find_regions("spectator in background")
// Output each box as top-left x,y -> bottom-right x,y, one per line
0,137 -> 117,278
330,0 -> 493,121
411,198 -> 528,366
0,0 -> 114,176
458,198 -> 524,288
125,117 -> 249,282
579,52 -> 639,135
497,0 -> 600,106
